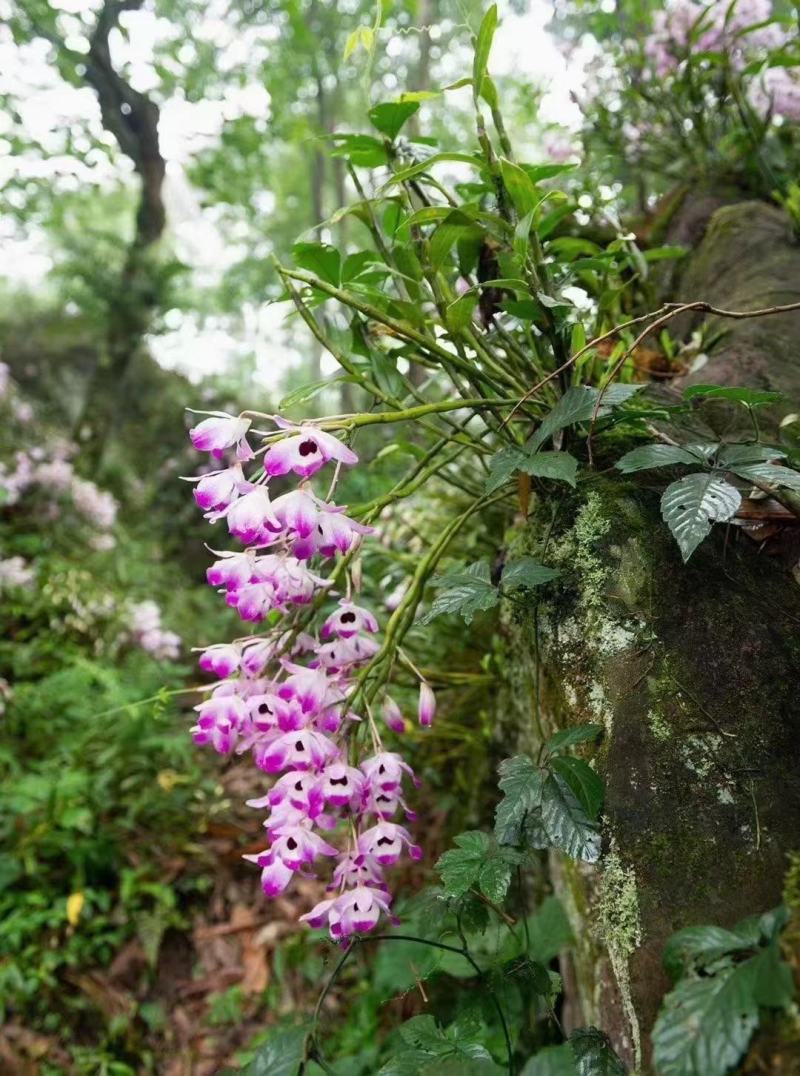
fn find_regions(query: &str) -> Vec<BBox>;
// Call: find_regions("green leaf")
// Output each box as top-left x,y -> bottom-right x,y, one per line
380,152 -> 484,191
502,558 -> 561,589
472,4 -> 498,100
520,1044 -> 577,1076
514,208 -> 535,261
435,831 -> 490,898
485,446 -> 528,493
660,473 -> 742,562
280,375 -> 357,410
243,1025 -> 308,1076
750,941 -> 795,1009
369,101 -> 420,140
494,755 -> 544,846
529,385 -> 643,451
716,443 -> 786,466
550,757 -> 603,821
499,158 -> 538,217
445,292 -> 479,333
569,1027 -> 626,1075
540,773 -> 601,862
642,245 -> 688,263
522,451 -> 579,486
422,562 -> 498,625
484,446 -> 578,493
430,211 -> 481,271
521,896 -> 575,964
343,24 -> 373,60
732,462 -> 800,491
684,384 -> 784,407
477,852 -> 514,904
616,444 -> 706,473
521,163 -> 578,184
342,250 -> 380,282
662,925 -> 758,979
546,724 -> 603,754
292,242 -> 340,286
370,351 -> 406,398
652,961 -> 760,1076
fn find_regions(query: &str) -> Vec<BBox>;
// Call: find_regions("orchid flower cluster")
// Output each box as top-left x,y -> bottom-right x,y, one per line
643,0 -> 786,78
186,412 -> 433,942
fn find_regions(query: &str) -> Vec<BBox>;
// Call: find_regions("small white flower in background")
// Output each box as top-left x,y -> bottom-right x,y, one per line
128,600 -> 182,661
0,362 -> 10,398
0,678 -> 12,717
0,556 -> 35,590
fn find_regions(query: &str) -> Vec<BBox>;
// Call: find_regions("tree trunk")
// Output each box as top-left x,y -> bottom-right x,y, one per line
73,0 -> 166,468
503,198 -> 800,1072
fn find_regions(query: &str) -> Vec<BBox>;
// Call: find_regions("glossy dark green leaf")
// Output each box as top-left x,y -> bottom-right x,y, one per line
652,961 -> 760,1076
660,473 -> 741,562
615,444 -> 705,473
569,1027 -> 626,1075
550,757 -> 604,821
540,773 -> 601,862
732,462 -> 800,491
495,755 -> 544,846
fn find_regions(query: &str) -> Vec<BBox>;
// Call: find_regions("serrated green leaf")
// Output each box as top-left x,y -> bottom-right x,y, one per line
733,462 -> 800,491
501,557 -> 561,589
422,561 -> 498,625
369,101 -> 420,140
540,773 -> 601,862
550,757 -> 604,821
660,473 -> 742,562
652,961 -> 760,1076
495,755 -> 544,846
435,831 -> 490,898
684,384 -> 784,406
545,724 -> 603,754
292,242 -> 341,286
615,444 -> 705,473
484,446 -> 527,493
472,4 -> 498,100
569,1027 -> 626,1075
478,854 -> 513,904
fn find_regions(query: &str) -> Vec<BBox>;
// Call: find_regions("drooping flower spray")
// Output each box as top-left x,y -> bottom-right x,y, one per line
186,412 -> 428,941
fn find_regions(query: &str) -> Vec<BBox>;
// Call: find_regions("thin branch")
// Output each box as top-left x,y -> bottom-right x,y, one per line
504,298 -> 800,429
